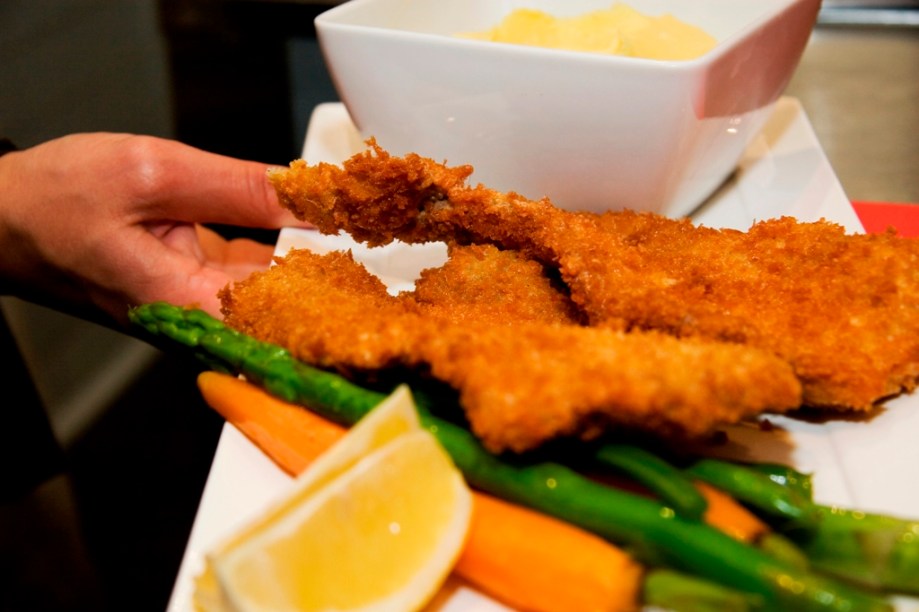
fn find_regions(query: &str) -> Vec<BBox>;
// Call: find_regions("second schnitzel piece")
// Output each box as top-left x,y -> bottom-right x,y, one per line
571,212 -> 919,409
419,323 -> 800,453
219,248 -> 412,372
221,246 -> 801,453
407,244 -> 583,326
269,143 -> 919,411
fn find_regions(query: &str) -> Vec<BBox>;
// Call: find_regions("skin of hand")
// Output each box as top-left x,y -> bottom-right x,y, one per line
0,133 -> 309,327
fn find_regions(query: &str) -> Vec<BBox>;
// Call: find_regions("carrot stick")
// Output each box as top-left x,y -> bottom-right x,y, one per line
695,480 -> 769,543
197,370 -> 347,476
456,492 -> 642,612
196,371 -> 641,612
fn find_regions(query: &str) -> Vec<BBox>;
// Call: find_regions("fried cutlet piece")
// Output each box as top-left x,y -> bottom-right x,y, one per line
406,244 -> 583,326
269,143 -> 919,411
220,247 -> 801,453
220,249 -> 414,371
268,139 -> 580,261
573,212 -> 919,408
420,324 -> 801,453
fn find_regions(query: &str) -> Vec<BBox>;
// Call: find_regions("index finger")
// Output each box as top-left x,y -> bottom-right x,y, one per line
132,137 -> 311,230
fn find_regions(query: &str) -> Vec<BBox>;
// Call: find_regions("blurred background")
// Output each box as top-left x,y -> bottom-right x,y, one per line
0,1 -> 916,610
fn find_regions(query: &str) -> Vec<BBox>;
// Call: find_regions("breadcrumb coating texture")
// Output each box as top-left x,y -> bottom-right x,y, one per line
221,246 -> 800,453
270,143 -> 919,412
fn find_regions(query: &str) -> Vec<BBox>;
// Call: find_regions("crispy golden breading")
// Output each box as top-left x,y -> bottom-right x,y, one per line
577,212 -> 919,408
270,143 -> 919,411
419,324 -> 801,453
220,249 -> 414,371
407,244 -> 583,326
220,247 -> 801,453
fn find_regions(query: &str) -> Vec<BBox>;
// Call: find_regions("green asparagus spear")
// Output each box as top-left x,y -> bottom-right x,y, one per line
686,457 -> 821,533
686,457 -> 919,594
756,531 -> 811,571
593,443 -> 708,520
128,302 -> 895,611
643,569 -> 765,612
798,506 -> 919,595
748,462 -> 815,501
131,302 -> 378,426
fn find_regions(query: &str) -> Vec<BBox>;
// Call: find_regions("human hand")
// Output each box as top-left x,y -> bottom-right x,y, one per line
0,133 -> 308,326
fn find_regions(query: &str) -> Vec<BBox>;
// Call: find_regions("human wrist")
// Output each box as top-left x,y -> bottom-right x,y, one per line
0,145 -> 22,294
0,143 -> 38,298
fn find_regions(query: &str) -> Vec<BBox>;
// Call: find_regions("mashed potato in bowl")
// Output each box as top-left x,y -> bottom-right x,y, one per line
457,3 -> 716,60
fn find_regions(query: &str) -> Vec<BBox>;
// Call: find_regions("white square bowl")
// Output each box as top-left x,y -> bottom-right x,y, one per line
315,0 -> 821,216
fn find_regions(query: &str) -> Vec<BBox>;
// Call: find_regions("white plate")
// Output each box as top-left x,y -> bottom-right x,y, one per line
167,99 -> 919,611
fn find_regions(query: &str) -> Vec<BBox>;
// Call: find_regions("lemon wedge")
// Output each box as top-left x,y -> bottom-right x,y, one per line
195,385 -> 472,611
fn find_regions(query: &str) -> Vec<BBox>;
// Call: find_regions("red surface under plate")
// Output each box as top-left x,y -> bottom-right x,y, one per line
852,201 -> 919,237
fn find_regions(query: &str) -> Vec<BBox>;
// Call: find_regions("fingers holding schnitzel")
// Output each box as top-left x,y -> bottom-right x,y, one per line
268,140 -> 474,247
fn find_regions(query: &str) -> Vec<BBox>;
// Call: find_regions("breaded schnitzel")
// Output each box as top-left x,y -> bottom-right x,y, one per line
220,247 -> 801,453
408,244 -> 583,327
220,249 -> 411,372
269,142 -> 919,411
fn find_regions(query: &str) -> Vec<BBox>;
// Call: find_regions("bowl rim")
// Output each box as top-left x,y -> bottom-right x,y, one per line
314,0 -> 818,68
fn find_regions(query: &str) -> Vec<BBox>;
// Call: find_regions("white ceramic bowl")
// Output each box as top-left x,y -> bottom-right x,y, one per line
315,0 -> 820,216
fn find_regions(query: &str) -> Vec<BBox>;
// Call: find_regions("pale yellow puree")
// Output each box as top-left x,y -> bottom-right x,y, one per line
457,3 -> 716,61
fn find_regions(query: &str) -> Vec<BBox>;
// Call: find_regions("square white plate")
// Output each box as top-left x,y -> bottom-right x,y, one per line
167,99 -> 919,611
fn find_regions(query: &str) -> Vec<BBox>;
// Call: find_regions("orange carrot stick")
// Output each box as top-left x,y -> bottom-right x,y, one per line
196,371 -> 642,612
197,370 -> 346,476
696,480 -> 769,543
456,492 -> 641,612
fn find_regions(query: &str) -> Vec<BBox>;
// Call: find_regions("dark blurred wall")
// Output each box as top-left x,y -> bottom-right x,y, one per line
157,0 -> 339,244
0,0 -> 174,453
159,0 -> 339,164
0,2 -> 337,610
0,0 -> 340,442
0,0 -> 174,146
